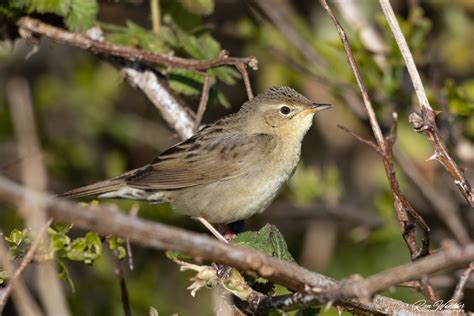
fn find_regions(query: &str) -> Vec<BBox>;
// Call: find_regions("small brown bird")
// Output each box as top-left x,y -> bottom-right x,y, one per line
63,86 -> 332,241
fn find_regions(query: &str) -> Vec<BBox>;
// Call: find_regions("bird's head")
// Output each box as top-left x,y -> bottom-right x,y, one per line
240,86 -> 332,139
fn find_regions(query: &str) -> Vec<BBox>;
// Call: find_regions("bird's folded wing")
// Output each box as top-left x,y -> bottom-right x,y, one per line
126,133 -> 275,190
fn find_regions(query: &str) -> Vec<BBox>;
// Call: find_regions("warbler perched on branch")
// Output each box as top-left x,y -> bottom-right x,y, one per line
63,86 -> 332,241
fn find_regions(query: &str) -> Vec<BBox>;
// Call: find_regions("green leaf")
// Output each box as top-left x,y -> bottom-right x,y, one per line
30,0 -> 70,16
165,250 -> 191,261
57,260 -> 75,292
66,237 -> 87,261
0,270 -> 7,285
85,232 -> 102,255
107,236 -> 127,260
168,68 -> 204,96
232,224 -> 295,262
53,223 -> 73,234
5,229 -> 27,247
178,0 -> 214,16
65,0 -> 98,31
213,89 -> 231,109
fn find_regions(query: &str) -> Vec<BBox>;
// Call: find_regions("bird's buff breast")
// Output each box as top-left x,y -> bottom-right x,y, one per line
165,144 -> 301,224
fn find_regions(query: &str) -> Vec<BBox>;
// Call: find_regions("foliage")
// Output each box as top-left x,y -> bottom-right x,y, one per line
232,224 -> 295,263
0,223 -> 126,292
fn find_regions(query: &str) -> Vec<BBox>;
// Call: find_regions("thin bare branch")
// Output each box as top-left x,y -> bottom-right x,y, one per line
394,148 -> 470,245
254,0 -> 328,69
195,74 -> 212,131
122,66 -> 195,139
337,125 -> 380,154
112,254 -> 132,316
451,262 -> 474,304
236,64 -> 254,100
321,0 -> 436,299
334,0 -> 388,72
321,0 -> 430,261
16,17 -> 258,73
320,0 -> 384,149
378,0 -> 431,111
379,0 -> 474,207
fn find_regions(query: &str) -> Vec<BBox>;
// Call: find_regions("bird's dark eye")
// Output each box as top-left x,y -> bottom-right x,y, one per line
279,106 -> 291,115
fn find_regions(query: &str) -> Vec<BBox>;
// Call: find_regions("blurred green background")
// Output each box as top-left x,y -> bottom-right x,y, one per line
1,0 -> 473,315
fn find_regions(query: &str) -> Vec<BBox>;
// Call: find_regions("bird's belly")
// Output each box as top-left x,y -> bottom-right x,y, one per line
167,169 -> 290,224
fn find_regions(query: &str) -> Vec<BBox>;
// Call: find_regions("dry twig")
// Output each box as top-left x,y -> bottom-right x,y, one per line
320,0 -> 430,261
379,0 -> 474,207
333,0 -> 469,246
195,74 -> 212,131
451,262 -> 474,304
16,17 -> 257,73
320,0 -> 436,301
112,254 -> 132,316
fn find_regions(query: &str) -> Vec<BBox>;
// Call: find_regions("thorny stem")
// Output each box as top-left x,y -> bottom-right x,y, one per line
379,0 -> 474,207
321,0 -> 434,301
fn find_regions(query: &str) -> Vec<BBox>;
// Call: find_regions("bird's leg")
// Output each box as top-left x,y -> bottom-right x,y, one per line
218,220 -> 245,242
196,217 -> 228,243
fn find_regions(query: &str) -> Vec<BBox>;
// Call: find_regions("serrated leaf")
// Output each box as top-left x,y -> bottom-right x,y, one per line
178,0 -> 214,16
232,224 -> 295,262
65,0 -> 97,31
268,226 -> 294,263
30,0 -> 70,16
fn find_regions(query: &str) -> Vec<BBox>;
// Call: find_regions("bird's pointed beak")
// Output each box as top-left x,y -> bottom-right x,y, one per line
304,103 -> 333,114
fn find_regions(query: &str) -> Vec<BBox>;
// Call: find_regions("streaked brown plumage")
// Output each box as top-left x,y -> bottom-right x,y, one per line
63,86 -> 332,224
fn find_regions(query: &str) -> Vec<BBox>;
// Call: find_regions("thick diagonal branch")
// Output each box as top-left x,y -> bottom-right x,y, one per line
0,176 -> 464,315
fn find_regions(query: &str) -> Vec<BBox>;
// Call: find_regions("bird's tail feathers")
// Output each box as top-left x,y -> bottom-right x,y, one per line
62,179 -> 124,199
